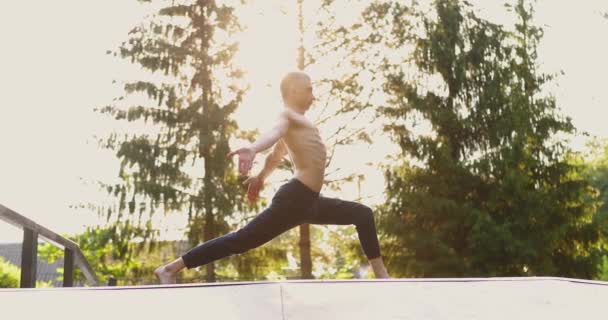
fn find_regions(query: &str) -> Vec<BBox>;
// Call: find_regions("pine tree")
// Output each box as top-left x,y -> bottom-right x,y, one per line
370,0 -> 603,278
582,139 -> 608,279
97,0 -> 251,282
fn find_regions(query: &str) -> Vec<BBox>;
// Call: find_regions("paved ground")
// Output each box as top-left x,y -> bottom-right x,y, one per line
2,277 -> 607,319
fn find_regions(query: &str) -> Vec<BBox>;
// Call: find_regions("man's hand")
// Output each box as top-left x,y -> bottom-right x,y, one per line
243,176 -> 264,203
227,147 -> 256,176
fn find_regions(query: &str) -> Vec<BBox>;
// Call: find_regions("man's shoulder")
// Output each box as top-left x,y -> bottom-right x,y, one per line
279,108 -> 308,127
278,108 -> 295,120
278,109 -> 301,128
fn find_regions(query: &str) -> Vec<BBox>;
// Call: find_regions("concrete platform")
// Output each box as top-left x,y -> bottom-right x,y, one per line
2,277 -> 607,319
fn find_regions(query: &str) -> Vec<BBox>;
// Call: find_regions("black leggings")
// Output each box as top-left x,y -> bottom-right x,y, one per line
181,178 -> 382,269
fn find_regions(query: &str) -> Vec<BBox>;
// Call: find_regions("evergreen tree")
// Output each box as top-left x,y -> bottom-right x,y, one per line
370,0 -> 603,278
582,139 -> 608,279
97,0 -> 252,282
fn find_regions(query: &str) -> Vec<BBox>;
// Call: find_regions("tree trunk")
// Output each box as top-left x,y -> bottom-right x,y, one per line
204,211 -> 216,282
299,224 -> 313,279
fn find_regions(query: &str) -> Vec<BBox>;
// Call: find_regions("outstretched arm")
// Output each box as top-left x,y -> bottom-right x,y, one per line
249,112 -> 289,153
227,111 -> 290,176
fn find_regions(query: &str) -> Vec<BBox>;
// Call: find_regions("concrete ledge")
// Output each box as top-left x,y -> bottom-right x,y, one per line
1,277 -> 607,319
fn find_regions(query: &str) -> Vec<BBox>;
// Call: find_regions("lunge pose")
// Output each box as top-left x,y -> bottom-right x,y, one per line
155,71 -> 389,283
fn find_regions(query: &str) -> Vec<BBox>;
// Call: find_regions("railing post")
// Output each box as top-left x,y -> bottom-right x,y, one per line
20,228 -> 38,288
63,248 -> 74,287
1,204 -> 99,286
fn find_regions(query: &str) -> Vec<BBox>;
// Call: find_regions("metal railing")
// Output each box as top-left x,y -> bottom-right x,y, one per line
0,204 -> 98,288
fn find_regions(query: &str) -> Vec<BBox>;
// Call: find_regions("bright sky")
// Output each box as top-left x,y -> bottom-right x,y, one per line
0,1 -> 607,243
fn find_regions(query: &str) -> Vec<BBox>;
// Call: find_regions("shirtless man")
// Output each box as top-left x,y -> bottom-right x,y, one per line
155,71 -> 389,283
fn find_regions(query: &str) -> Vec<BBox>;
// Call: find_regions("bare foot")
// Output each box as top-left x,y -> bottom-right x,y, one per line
154,266 -> 177,284
369,256 -> 391,279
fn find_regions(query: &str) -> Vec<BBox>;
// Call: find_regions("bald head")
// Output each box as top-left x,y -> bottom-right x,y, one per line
280,71 -> 315,113
280,71 -> 310,100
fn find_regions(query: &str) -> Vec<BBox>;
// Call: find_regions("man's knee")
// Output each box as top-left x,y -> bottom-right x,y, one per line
355,205 -> 375,225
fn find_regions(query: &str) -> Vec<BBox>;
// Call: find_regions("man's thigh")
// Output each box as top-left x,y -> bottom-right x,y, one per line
305,196 -> 368,225
237,200 -> 303,245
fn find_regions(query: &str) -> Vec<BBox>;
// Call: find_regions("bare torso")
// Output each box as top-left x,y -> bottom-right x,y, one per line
281,109 -> 327,193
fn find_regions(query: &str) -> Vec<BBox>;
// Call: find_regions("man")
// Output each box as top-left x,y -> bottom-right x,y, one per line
155,71 -> 389,283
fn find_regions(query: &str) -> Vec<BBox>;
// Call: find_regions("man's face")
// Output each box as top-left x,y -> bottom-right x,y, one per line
290,76 -> 315,111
